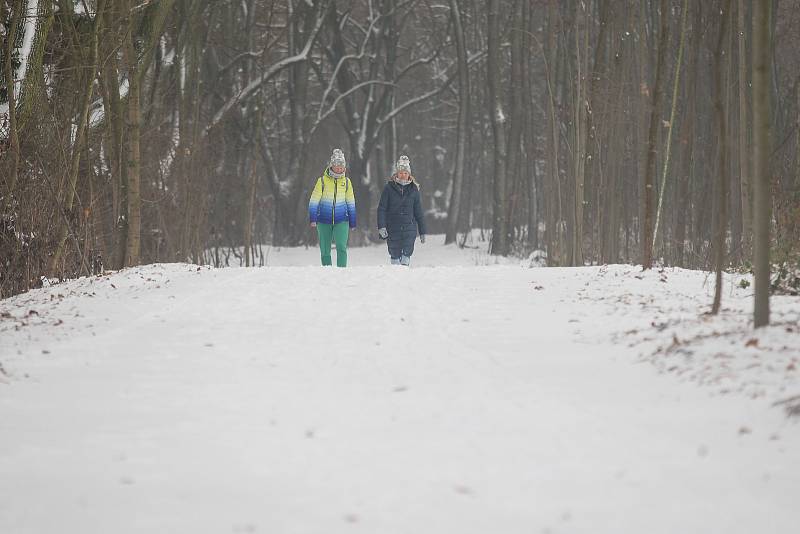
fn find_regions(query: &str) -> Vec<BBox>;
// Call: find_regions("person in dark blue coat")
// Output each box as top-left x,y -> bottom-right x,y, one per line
377,155 -> 427,266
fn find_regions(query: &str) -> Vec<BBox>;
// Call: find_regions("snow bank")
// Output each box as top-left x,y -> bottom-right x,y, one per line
574,264 -> 800,408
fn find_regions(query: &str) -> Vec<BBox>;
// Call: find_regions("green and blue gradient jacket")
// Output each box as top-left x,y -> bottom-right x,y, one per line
308,168 -> 357,228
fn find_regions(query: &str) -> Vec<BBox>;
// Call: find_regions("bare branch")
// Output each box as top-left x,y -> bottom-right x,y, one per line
311,80 -> 396,135
205,2 -> 328,134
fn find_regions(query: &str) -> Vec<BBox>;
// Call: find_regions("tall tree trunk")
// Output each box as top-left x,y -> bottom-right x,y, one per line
506,0 -> 525,248
726,13 -> 742,264
572,0 -> 589,266
653,0 -> 688,257
1,0 -> 22,208
285,1 -> 314,245
523,0 -> 538,250
675,1 -> 702,267
98,5 -> 128,269
545,0 -> 562,265
585,0 -> 611,264
445,0 -> 469,245
712,0 -> 732,315
752,0 -> 771,327
178,1 -> 203,261
738,0 -> 753,257
488,0 -> 509,256
641,0 -> 669,269
601,4 -> 626,264
635,0 -> 649,264
16,0 -> 54,132
124,3 -> 142,267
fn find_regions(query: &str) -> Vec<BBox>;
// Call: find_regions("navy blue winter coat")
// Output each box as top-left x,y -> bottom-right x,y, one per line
377,178 -> 427,255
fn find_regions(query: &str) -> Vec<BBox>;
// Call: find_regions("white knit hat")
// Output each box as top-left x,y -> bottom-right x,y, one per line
330,148 -> 346,167
395,155 -> 411,174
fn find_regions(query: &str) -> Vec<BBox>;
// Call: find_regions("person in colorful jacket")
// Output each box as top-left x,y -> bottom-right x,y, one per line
308,148 -> 357,267
377,155 -> 427,266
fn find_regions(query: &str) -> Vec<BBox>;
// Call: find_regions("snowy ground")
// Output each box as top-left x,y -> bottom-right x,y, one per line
1,236 -> 798,534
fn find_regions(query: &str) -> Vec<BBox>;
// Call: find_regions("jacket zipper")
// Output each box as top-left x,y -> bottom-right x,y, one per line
332,175 -> 337,224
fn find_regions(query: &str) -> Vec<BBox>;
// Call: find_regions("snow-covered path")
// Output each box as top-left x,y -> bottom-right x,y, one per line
1,242 -> 798,533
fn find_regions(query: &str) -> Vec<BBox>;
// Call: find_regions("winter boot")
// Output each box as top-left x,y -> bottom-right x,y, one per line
400,255 -> 411,266
390,257 -> 401,265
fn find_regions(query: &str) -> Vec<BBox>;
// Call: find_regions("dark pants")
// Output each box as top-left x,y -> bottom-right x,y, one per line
387,231 -> 416,259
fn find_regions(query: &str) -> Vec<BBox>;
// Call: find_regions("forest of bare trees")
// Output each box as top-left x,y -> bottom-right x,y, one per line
2,1 -> 799,317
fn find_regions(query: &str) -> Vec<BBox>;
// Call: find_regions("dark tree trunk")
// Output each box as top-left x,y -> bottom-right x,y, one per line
752,0 -> 771,327
445,0 -> 469,245
712,0 -> 732,315
488,0 -> 509,256
641,0 -> 670,269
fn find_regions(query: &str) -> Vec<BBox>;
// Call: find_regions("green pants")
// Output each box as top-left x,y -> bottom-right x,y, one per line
317,222 -> 350,267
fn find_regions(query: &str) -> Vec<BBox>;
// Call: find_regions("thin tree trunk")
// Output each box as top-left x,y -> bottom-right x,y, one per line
545,0 -> 562,265
124,3 -> 142,267
725,13 -> 740,264
712,0 -> 732,315
676,2 -> 702,267
488,0 -> 509,256
523,0 -> 538,250
572,0 -> 588,266
98,4 -> 127,269
445,0 -> 469,245
243,156 -> 258,267
177,0 -> 203,261
285,1 -> 314,245
1,0 -> 22,208
653,0 -> 688,257
507,0 -> 525,249
636,0 -> 649,262
602,5 -> 626,264
641,0 -> 669,269
738,0 -> 753,256
16,0 -> 54,131
752,0 -> 771,327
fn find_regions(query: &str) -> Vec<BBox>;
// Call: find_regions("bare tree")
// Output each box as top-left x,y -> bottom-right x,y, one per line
737,0 -> 752,257
487,0 -> 508,256
752,0 -> 771,327
641,0 -> 670,269
2,0 -> 799,309
445,0 -> 469,245
1,0 -> 21,207
711,0 -> 732,315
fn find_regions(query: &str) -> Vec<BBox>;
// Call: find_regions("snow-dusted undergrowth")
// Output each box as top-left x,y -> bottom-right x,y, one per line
574,264 -> 799,409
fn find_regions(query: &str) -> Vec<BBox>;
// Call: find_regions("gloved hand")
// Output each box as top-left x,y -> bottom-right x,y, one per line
419,234 -> 426,244
310,222 -> 317,228
378,228 -> 388,240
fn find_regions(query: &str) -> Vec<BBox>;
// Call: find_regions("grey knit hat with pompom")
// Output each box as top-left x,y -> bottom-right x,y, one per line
395,155 -> 411,174
330,148 -> 346,168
